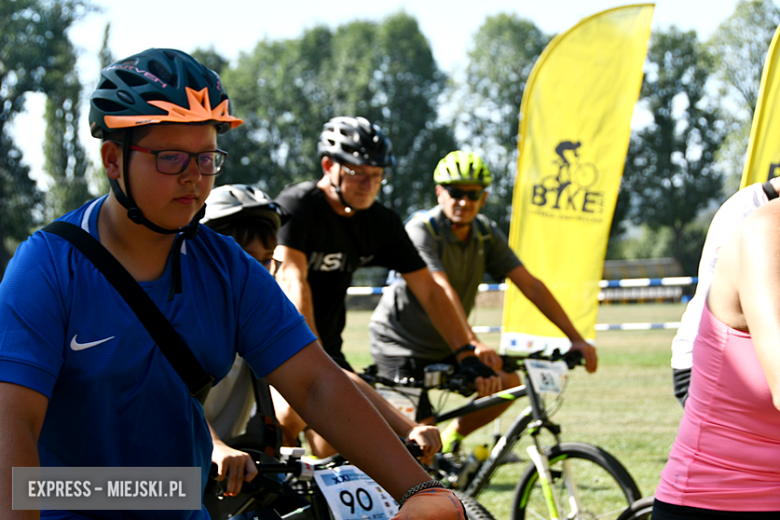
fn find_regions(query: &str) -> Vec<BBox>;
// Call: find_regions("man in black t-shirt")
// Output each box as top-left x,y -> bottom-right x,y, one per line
274,117 -> 501,457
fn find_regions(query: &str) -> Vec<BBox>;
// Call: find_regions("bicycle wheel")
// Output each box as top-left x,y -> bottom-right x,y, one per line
454,490 -> 496,520
511,442 -> 641,520
616,496 -> 654,520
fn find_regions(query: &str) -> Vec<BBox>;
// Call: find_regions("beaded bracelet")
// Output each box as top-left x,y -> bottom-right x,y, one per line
398,480 -> 446,508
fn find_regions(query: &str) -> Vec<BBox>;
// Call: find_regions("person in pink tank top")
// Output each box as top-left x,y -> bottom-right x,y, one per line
653,197 -> 780,519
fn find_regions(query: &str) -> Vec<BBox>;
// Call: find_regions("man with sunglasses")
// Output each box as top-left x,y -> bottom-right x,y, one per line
369,151 -> 597,453
273,118 -> 501,457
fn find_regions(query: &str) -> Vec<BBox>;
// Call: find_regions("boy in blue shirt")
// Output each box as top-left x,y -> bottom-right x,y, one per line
0,49 -> 462,520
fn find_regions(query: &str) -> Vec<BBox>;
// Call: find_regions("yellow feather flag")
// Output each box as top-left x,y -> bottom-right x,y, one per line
740,21 -> 780,188
502,4 -> 654,356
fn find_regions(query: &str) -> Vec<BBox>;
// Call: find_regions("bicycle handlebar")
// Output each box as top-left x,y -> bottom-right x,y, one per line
361,349 -> 584,396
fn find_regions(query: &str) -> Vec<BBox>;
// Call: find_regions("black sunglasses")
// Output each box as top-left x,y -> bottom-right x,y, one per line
443,185 -> 485,201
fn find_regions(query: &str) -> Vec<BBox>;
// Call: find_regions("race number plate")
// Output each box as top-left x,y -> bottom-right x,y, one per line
375,385 -> 421,421
523,359 -> 568,395
314,465 -> 398,520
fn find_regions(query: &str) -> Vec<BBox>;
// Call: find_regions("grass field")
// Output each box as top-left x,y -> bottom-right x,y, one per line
341,302 -> 687,519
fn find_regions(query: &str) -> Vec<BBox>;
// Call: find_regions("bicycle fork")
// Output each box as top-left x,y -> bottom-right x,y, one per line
524,380 -> 583,520
526,434 -> 583,520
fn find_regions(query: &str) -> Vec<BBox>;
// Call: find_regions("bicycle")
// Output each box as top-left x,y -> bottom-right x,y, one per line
203,445 -> 496,520
361,350 -> 642,520
616,496 -> 653,520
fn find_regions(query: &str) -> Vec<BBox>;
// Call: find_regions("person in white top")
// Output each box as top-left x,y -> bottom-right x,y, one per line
671,178 -> 780,406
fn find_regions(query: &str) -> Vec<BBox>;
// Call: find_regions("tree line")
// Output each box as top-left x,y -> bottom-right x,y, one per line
2,0 -> 778,277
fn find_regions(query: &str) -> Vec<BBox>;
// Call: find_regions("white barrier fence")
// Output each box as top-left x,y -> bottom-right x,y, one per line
346,276 -> 697,331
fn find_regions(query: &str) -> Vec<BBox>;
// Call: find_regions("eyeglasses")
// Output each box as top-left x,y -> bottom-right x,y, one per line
262,258 -> 282,276
128,144 -> 228,176
341,164 -> 386,183
443,185 -> 484,201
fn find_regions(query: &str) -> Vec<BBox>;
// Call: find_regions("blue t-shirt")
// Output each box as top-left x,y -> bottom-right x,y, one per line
0,197 -> 316,520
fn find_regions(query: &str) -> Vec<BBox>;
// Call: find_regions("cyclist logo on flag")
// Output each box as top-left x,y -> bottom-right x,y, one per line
531,140 -> 604,215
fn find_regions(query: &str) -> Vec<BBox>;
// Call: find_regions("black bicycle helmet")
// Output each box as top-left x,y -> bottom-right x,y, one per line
202,185 -> 288,232
317,116 -> 396,167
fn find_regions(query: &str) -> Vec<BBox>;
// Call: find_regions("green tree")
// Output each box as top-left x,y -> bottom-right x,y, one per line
0,0 -> 90,273
622,28 -> 727,274
709,0 -> 780,117
42,28 -> 90,222
219,12 -> 454,216
457,14 -> 551,232
707,0 -> 780,190
88,22 -> 113,196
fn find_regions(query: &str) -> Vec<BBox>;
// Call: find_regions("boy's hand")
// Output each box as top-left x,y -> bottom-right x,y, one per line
211,441 -> 258,496
393,487 -> 466,520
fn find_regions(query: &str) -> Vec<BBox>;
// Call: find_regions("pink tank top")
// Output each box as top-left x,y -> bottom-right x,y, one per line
655,303 -> 780,511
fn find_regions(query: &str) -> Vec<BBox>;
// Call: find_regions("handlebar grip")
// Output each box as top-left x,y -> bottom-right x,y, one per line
562,349 -> 584,369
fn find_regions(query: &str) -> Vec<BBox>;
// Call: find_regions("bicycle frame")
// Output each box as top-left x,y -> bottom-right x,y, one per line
428,361 -> 585,520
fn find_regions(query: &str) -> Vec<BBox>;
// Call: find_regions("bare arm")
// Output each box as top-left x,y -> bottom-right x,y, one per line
507,265 -> 597,373
0,382 -> 48,520
712,206 -> 780,410
345,372 -> 441,462
207,422 -> 257,496
266,342 -> 431,501
402,268 -> 481,354
402,268 -> 500,396
275,245 -> 321,340
430,270 -> 502,370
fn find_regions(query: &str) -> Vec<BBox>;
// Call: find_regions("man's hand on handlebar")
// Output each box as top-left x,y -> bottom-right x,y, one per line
570,339 -> 597,373
474,341 -> 502,371
211,441 -> 259,496
458,356 -> 501,397
405,425 -> 441,465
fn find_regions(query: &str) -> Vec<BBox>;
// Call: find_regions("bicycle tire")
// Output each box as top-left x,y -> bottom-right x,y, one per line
511,442 -> 641,520
616,496 -> 654,520
454,490 -> 496,520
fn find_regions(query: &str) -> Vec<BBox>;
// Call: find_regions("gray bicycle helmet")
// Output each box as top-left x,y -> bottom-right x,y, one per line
202,185 -> 287,232
317,116 -> 396,167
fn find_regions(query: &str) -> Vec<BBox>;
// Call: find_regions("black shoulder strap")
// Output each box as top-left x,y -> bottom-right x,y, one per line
43,221 -> 214,403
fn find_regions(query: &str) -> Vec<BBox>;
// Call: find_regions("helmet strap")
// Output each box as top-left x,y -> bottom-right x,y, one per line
109,128 -> 206,300
330,164 -> 355,214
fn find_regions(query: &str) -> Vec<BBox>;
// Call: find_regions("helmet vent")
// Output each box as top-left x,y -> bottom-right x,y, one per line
148,59 -> 176,87
116,69 -> 147,87
92,98 -> 128,114
140,91 -> 169,103
97,78 -> 117,90
186,70 -> 201,91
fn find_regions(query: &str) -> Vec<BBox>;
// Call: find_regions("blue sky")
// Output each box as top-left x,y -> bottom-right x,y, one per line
11,0 -> 759,184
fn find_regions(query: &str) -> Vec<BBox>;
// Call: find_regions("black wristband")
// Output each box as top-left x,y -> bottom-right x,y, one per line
454,344 -> 476,356
764,180 -> 779,200
398,480 -> 445,508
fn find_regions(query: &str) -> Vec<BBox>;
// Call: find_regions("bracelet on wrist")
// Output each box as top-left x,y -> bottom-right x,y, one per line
454,344 -> 476,356
398,480 -> 445,508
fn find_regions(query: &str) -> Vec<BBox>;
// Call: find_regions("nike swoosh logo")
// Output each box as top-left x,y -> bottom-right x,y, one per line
70,335 -> 115,351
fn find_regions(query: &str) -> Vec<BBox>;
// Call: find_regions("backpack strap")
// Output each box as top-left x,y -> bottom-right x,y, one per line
473,214 -> 494,256
409,209 -> 444,257
42,221 -> 215,404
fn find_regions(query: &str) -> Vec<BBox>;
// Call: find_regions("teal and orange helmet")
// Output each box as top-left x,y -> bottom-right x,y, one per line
89,48 -> 242,139
433,151 -> 493,188
88,48 -> 244,239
